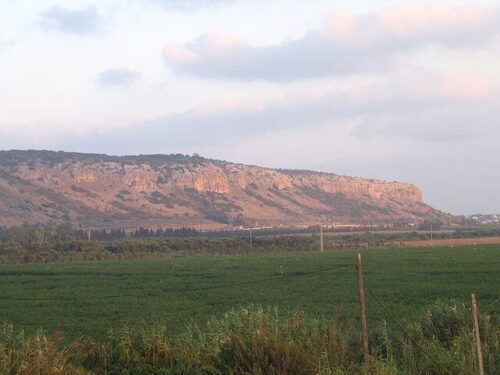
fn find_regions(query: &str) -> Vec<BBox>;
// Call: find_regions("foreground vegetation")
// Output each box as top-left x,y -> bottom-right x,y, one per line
1,245 -> 499,373
1,302 -> 499,375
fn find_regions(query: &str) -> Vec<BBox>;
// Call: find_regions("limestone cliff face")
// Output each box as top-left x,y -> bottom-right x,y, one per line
169,165 -> 230,194
289,173 -> 422,203
0,150 -> 450,228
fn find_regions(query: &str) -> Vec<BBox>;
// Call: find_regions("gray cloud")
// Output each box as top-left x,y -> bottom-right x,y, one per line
163,5 -> 500,80
97,69 -> 141,87
0,40 -> 16,52
39,6 -> 101,35
149,0 -> 233,10
56,76 -> 499,155
164,33 -> 390,81
353,105 -> 500,143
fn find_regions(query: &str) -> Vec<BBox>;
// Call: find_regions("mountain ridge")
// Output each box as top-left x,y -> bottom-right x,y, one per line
0,150 -> 452,229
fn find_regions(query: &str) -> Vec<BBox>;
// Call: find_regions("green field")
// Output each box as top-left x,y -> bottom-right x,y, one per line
1,244 -> 499,340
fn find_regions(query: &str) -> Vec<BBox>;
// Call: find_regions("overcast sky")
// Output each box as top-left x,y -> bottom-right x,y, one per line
1,0 -> 499,215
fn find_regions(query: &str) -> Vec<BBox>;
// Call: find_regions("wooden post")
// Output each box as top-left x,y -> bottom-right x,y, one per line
320,225 -> 324,252
471,294 -> 485,375
357,253 -> 370,364
249,229 -> 253,251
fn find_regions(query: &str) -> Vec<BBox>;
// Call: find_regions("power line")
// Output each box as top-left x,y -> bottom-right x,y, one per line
16,296 -> 255,329
484,296 -> 500,309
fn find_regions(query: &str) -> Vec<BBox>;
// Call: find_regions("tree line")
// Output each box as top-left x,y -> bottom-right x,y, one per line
0,224 -> 200,244
0,221 -> 451,245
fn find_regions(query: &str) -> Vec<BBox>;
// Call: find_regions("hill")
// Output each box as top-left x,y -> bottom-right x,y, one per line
0,150 -> 452,229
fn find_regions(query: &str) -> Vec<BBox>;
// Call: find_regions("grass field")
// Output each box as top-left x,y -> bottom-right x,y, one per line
1,244 -> 499,341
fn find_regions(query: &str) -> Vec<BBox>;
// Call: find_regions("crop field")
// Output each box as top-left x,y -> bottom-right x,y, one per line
1,244 -> 499,340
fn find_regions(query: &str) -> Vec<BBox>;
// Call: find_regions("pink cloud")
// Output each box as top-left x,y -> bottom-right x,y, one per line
323,9 -> 358,38
438,73 -> 491,99
323,3 -> 497,45
201,29 -> 242,48
378,3 -> 492,35
164,43 -> 199,64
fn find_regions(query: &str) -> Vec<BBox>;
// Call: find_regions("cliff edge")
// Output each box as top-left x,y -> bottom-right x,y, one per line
0,150 -> 451,228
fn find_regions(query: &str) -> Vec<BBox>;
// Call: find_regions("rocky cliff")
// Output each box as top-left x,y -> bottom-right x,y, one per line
0,150 -> 451,229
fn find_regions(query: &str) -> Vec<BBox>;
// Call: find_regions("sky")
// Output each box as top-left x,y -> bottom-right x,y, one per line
1,0 -> 499,215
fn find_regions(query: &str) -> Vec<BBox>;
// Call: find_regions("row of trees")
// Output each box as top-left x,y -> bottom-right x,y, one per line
0,223 -> 77,243
0,224 -> 201,244
0,219 -> 478,246
0,222 -> 400,245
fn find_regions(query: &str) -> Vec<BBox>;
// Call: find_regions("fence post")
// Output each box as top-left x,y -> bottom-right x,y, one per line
471,294 -> 485,375
320,225 -> 324,252
357,253 -> 370,364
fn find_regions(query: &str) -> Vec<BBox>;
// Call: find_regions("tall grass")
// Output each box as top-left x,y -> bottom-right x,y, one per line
1,302 -> 499,374
0,325 -> 92,375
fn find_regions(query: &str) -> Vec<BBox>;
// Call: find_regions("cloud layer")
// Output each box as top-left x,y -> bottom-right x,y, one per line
39,6 -> 102,35
97,69 -> 141,87
164,3 -> 500,80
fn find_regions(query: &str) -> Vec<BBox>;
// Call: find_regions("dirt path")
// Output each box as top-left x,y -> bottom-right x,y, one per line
403,236 -> 500,247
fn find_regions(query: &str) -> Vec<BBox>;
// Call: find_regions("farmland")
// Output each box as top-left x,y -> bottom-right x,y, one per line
1,244 -> 499,339
1,244 -> 500,374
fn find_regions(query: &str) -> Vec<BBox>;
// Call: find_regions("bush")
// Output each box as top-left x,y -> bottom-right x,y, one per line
1,303 -> 499,374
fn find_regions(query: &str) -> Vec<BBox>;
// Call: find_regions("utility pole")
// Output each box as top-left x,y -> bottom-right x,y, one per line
357,253 -> 370,364
430,222 -> 433,247
249,228 -> 253,251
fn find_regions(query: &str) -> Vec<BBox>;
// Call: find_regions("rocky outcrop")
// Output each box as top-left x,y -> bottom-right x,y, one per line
0,150 -> 452,228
